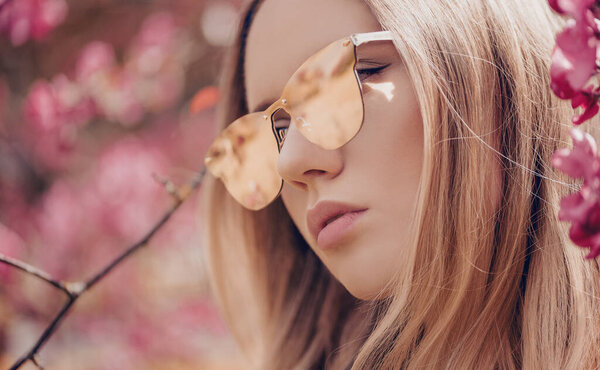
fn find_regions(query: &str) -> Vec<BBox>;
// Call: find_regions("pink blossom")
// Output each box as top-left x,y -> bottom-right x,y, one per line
549,0 -> 596,19
135,67 -> 184,112
552,128 -> 600,258
25,76 -> 94,130
36,181 -> 84,250
92,137 -> 170,241
571,85 -> 600,124
75,41 -> 147,126
75,41 -> 116,83
30,0 -> 66,38
0,0 -> 67,46
89,70 -> 145,126
135,12 -> 176,50
24,76 -> 95,169
124,12 -> 189,113
25,79 -> 62,131
23,80 -> 75,169
550,21 -> 598,99
126,13 -> 176,77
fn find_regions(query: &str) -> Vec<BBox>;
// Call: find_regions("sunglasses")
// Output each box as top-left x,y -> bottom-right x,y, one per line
204,30 -> 394,210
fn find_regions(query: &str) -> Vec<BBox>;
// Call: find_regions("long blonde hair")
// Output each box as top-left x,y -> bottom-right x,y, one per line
202,0 -> 600,368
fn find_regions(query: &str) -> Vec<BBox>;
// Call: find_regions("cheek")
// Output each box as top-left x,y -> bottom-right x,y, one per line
360,79 -> 424,187
280,184 -> 308,233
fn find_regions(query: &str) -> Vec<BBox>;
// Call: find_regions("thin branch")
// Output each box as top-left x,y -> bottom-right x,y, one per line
0,254 -> 71,296
152,173 -> 181,202
31,355 -> 43,370
5,168 -> 206,370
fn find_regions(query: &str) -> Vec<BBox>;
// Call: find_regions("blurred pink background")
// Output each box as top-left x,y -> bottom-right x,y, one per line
0,0 -> 243,368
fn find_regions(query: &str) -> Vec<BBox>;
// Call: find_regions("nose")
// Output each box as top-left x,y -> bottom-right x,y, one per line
276,118 -> 344,190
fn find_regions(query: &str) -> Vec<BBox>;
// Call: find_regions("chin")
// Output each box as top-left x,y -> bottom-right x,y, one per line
341,279 -> 390,301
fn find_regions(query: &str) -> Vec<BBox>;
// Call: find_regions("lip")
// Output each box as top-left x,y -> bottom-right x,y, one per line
307,201 -> 368,250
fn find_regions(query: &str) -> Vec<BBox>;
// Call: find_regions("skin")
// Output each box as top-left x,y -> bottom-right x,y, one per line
245,0 -> 424,300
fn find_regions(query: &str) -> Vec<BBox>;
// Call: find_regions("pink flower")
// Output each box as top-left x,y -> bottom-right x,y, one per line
36,180 -> 86,253
549,0 -> 596,19
92,137 -> 170,241
25,76 -> 94,130
135,12 -> 176,50
75,41 -> 116,83
29,0 -> 67,39
571,85 -> 600,124
550,21 -> 598,99
75,41 -> 147,126
25,79 -> 62,131
552,128 -> 600,258
24,76 -> 95,169
90,70 -> 145,126
0,0 -> 67,46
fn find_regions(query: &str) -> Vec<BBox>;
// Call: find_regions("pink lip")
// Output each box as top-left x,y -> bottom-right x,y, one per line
307,201 -> 368,250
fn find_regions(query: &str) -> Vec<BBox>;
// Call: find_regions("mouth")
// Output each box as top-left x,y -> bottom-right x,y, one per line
307,201 -> 368,248
325,213 -> 345,226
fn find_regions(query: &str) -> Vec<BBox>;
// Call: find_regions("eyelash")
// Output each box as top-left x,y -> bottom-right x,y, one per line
356,64 -> 389,81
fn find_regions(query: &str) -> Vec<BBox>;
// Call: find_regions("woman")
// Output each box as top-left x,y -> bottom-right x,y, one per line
201,0 -> 600,368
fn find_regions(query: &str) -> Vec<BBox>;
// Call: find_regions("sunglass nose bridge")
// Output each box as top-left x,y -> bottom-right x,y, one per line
271,107 -> 291,151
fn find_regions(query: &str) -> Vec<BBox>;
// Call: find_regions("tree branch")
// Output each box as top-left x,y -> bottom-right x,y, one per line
3,168 -> 206,370
0,254 -> 71,296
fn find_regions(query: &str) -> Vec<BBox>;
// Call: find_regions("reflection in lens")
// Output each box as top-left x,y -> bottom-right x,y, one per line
281,38 -> 363,150
362,81 -> 395,101
204,112 -> 282,210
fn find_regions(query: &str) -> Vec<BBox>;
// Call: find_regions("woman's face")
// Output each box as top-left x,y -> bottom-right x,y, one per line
244,0 -> 424,300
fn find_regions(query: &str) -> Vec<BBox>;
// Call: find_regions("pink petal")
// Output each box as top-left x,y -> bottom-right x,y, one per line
24,80 -> 61,131
573,102 -> 600,124
569,222 -> 596,246
558,191 -> 590,223
31,0 -> 67,39
549,0 -> 565,14
76,41 -> 116,82
551,23 -> 597,95
571,86 -> 600,124
551,0 -> 596,19
551,128 -> 598,181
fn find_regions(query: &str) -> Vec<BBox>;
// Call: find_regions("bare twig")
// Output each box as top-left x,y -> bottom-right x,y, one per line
3,168 -> 206,370
31,355 -> 43,370
0,254 -> 71,296
152,173 -> 180,202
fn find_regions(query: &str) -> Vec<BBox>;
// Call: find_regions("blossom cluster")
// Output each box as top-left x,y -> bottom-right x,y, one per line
549,0 -> 600,258
549,0 -> 600,124
552,129 -> 600,258
24,12 -> 193,170
0,1 -> 238,366
0,0 -> 67,46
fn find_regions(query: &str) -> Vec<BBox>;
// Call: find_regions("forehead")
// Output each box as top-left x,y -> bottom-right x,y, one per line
244,0 -> 381,112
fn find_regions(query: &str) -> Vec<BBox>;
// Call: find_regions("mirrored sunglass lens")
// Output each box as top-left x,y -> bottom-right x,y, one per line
282,38 -> 362,150
204,112 -> 282,210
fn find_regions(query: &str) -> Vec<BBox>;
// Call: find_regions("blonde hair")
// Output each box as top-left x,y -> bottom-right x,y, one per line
202,0 -> 600,368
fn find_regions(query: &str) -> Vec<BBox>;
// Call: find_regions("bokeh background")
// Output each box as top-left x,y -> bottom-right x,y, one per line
0,0 -> 244,368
